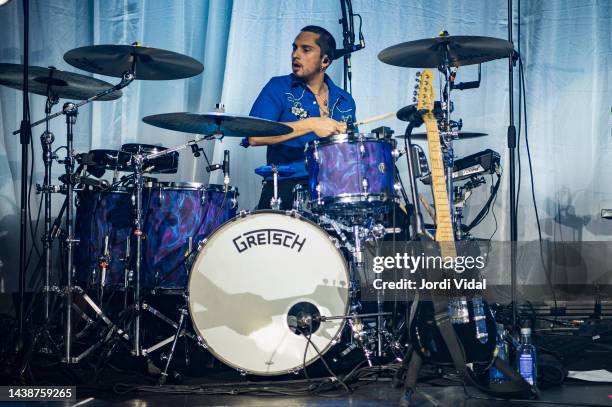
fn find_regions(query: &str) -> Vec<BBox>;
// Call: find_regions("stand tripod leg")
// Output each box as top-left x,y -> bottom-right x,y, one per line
159,308 -> 186,385
399,352 -> 422,407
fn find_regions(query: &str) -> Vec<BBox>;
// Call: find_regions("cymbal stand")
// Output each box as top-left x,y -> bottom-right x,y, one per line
438,47 -> 458,237
38,69 -> 60,353
129,148 -> 147,357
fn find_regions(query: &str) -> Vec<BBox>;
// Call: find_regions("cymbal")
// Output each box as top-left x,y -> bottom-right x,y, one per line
82,144 -> 179,174
64,45 -> 204,80
396,131 -> 488,140
378,35 -> 513,68
0,64 -> 122,100
142,112 -> 293,137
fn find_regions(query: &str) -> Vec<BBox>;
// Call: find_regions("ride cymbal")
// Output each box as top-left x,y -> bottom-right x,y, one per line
142,112 -> 292,137
378,35 -> 513,68
64,45 -> 204,80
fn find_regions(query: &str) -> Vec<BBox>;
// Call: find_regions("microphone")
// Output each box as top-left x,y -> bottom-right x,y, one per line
223,150 -> 230,188
333,42 -> 365,60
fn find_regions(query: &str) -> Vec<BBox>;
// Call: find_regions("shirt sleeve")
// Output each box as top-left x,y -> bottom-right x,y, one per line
242,78 -> 285,147
249,78 -> 284,121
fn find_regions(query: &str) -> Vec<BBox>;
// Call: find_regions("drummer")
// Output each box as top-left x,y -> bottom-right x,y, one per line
242,25 -> 356,209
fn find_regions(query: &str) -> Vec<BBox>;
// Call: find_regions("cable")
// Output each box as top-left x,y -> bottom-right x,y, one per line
519,57 -> 558,310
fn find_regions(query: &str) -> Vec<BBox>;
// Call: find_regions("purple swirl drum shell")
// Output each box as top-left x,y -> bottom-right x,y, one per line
75,188 -> 134,287
305,134 -> 396,214
75,183 -> 238,290
143,183 -> 237,290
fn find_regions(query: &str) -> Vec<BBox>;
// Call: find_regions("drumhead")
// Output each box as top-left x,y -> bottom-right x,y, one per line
305,132 -> 396,150
188,210 -> 349,375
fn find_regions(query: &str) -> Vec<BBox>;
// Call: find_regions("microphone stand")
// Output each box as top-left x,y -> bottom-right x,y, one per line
338,0 -> 355,92
18,0 -> 31,345
507,0 -> 519,333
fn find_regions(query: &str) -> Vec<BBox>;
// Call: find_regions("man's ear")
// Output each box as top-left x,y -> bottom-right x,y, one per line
321,55 -> 331,70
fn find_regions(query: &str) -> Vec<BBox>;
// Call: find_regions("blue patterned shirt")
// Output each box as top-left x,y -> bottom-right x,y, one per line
244,73 -> 356,179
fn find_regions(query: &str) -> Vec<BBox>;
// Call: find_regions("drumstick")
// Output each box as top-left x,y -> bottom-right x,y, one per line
353,111 -> 396,126
419,193 -> 435,221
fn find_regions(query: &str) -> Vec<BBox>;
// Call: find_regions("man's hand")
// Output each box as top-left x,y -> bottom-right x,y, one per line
309,117 -> 347,138
248,117 -> 348,146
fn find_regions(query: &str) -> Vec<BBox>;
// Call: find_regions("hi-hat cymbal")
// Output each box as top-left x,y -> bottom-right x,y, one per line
142,112 -> 293,138
378,35 -> 513,68
64,45 -> 204,80
396,131 -> 488,140
0,64 -> 122,100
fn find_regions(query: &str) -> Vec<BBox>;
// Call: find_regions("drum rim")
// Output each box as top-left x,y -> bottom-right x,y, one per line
305,133 -> 396,150
151,182 -> 238,193
186,209 -> 350,375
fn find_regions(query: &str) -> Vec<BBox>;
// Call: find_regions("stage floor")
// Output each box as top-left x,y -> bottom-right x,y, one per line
25,382 -> 611,406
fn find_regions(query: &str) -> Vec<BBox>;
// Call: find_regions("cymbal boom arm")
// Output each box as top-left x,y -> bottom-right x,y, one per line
13,71 -> 135,135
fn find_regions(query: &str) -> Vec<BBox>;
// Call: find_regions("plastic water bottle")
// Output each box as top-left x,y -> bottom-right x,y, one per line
472,295 -> 488,343
516,327 -> 537,386
489,323 -> 509,383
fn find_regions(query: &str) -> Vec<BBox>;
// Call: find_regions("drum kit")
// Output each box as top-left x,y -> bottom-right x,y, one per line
4,33 -> 513,382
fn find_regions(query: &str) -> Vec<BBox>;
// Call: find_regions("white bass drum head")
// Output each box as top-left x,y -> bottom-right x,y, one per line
188,211 -> 349,375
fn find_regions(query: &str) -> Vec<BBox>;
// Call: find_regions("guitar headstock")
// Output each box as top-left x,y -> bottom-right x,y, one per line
414,69 -> 434,113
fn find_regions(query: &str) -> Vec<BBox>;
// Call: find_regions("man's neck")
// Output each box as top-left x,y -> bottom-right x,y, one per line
305,72 -> 326,94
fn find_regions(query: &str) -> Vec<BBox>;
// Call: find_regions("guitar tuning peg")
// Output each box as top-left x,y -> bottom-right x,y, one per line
412,97 -> 417,103
413,90 -> 418,96
416,71 -> 421,77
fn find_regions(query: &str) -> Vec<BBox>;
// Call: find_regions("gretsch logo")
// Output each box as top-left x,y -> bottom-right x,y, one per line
232,228 -> 306,253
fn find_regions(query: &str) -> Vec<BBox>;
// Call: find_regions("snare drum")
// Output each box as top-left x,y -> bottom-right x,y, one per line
305,133 -> 397,214
143,182 -> 238,290
188,211 -> 349,375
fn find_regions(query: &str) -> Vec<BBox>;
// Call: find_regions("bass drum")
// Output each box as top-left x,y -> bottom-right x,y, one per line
188,211 -> 349,375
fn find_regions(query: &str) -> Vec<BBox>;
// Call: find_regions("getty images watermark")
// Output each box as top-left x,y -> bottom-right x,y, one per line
370,251 -> 487,291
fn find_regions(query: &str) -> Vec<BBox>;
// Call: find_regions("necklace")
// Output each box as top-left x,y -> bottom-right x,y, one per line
309,84 -> 329,117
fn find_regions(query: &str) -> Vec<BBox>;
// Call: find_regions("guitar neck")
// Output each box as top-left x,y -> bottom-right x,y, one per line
423,115 -> 456,257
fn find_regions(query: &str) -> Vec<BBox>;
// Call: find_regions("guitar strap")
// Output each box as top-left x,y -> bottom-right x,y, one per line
406,291 -> 538,399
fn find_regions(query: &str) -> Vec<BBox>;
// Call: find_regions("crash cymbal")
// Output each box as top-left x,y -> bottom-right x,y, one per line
64,45 -> 204,80
0,64 -> 122,100
142,112 -> 293,137
396,131 -> 488,140
378,35 -> 513,68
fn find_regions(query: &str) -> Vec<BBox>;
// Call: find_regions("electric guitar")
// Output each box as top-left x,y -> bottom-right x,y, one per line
408,70 -> 496,365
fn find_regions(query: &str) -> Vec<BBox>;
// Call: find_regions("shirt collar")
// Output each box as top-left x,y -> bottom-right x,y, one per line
289,73 -> 347,102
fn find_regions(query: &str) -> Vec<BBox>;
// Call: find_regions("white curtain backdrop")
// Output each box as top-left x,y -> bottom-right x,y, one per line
0,0 -> 610,293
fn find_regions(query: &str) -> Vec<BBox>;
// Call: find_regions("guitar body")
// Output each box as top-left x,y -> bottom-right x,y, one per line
409,299 -> 497,365
409,69 -> 496,367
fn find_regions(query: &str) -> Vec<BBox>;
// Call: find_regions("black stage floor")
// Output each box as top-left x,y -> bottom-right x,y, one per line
12,382 -> 612,406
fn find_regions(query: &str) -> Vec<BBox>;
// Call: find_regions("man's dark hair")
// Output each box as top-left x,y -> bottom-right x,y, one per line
300,25 -> 336,61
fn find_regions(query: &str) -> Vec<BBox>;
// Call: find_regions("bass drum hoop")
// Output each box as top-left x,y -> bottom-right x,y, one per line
186,210 -> 350,376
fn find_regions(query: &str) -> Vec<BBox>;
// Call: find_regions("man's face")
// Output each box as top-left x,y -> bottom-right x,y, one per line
291,31 -> 327,80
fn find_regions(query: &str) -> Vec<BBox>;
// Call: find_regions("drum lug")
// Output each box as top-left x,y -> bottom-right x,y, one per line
197,238 -> 208,251
316,184 -> 322,205
237,368 -> 247,376
359,142 -> 366,156
238,210 -> 249,218
393,182 -> 401,192
392,148 -> 400,158
362,178 -> 369,194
